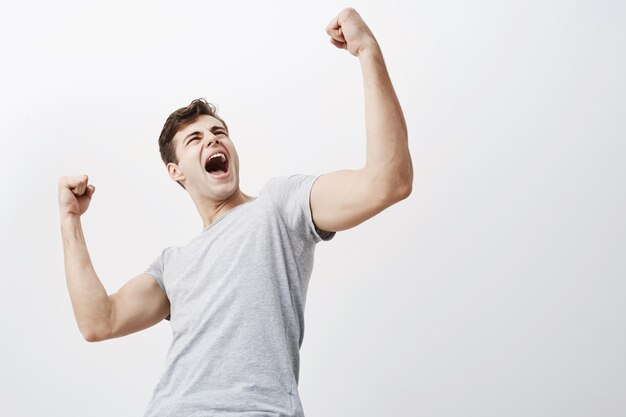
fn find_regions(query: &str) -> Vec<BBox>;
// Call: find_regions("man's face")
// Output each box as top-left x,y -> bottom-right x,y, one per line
167,114 -> 241,199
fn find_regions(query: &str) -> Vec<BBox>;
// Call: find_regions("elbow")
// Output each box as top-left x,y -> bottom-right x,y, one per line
81,326 -> 106,343
397,181 -> 412,200
400,160 -> 414,199
381,179 -> 412,203
392,154 -> 413,201
78,299 -> 113,343
391,168 -> 413,201
391,181 -> 412,202
366,159 -> 413,202
83,331 -> 100,343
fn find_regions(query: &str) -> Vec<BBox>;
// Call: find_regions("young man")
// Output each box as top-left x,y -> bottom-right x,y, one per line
58,7 -> 412,417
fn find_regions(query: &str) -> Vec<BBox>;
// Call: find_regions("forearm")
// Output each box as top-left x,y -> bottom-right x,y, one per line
60,215 -> 111,341
359,43 -> 413,197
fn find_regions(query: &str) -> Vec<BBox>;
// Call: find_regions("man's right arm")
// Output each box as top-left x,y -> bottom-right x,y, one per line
59,175 -> 170,342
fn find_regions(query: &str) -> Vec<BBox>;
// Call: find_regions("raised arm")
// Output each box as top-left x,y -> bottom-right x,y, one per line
58,175 -> 169,342
310,7 -> 413,232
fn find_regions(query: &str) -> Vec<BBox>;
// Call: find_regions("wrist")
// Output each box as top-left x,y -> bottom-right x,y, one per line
357,39 -> 381,59
60,213 -> 81,224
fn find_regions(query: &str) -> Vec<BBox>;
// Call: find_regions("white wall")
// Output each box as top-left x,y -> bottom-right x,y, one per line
1,0 -> 625,416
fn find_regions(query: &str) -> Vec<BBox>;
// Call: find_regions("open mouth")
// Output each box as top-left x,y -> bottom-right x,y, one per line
205,152 -> 230,176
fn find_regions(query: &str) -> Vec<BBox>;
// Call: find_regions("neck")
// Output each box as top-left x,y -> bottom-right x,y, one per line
196,188 -> 254,231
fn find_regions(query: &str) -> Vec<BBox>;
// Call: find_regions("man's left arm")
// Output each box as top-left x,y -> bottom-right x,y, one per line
311,7 -> 413,232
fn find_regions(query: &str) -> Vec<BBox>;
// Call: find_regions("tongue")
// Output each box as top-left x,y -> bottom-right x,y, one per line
210,169 -> 226,175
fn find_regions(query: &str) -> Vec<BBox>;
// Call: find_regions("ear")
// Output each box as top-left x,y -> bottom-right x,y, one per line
167,162 -> 186,184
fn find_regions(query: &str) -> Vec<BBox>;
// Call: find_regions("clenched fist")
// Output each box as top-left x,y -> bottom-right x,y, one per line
58,175 -> 96,218
325,7 -> 379,57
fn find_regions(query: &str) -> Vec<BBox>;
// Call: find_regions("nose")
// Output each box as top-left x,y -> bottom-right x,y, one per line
203,134 -> 220,148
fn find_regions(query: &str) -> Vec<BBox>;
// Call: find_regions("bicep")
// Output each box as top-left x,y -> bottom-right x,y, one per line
310,169 -> 400,232
105,273 -> 170,341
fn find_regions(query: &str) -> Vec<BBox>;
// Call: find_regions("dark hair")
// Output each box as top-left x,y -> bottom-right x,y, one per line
158,98 -> 229,190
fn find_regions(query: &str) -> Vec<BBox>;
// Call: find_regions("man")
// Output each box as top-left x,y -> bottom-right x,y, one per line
58,7 -> 412,417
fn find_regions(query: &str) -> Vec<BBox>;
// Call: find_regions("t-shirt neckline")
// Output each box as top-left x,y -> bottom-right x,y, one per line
201,197 -> 258,234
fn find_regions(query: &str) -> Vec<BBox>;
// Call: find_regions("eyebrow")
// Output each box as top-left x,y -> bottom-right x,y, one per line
182,125 -> 228,145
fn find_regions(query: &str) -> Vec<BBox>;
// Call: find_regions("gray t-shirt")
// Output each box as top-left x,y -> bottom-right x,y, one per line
143,174 -> 335,417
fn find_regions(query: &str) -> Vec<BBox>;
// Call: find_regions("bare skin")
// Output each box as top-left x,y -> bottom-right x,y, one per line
164,114 -> 255,231
56,118 -> 252,340
58,6 -> 411,343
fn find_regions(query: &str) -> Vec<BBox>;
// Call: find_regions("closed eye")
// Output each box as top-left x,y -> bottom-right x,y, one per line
184,130 -> 228,146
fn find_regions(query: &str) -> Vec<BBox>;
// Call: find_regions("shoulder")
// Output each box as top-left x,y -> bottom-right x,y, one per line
261,173 -> 317,195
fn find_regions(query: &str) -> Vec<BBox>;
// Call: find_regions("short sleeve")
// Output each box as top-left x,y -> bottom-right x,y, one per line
145,251 -> 171,321
264,174 -> 336,243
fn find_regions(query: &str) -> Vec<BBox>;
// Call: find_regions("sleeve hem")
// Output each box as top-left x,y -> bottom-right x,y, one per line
306,174 -> 336,243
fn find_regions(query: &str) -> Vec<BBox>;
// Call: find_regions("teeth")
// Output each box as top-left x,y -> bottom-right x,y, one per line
209,152 -> 226,162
